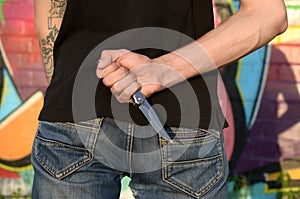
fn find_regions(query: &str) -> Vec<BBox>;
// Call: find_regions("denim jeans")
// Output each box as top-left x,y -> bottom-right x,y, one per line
31,117 -> 228,199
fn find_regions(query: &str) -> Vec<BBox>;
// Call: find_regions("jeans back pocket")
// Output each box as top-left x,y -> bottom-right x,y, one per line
160,128 -> 225,198
34,119 -> 101,179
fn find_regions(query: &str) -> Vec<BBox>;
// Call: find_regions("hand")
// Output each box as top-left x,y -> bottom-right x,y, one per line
96,49 -> 169,103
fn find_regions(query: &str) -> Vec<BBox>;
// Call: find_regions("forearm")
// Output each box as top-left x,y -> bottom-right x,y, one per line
156,0 -> 288,87
34,0 -> 67,83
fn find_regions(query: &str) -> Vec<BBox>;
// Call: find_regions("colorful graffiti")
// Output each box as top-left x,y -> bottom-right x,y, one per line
0,0 -> 46,196
214,0 -> 300,197
0,0 -> 299,198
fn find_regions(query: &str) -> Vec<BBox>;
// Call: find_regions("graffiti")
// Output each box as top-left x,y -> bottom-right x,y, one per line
0,0 -> 5,24
0,0 -> 46,196
215,0 -> 300,198
0,0 -> 299,198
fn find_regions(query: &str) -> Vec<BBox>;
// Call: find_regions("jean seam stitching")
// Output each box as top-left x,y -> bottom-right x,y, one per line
90,117 -> 103,156
128,123 -> 134,175
162,156 -> 224,198
34,140 -> 92,179
160,133 -> 224,198
53,122 -> 99,131
34,119 -> 103,180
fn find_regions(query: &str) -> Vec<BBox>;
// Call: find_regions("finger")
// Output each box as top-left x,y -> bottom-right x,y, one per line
117,52 -> 151,71
97,49 -> 130,70
96,49 -> 130,79
97,62 -> 122,79
115,81 -> 141,103
102,67 -> 129,88
110,73 -> 137,95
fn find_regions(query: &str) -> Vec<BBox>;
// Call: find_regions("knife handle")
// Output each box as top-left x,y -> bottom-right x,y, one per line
132,90 -> 145,106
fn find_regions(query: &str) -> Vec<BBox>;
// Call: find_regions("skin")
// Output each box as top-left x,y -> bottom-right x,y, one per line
34,0 -> 288,102
97,0 -> 288,103
34,0 -> 67,83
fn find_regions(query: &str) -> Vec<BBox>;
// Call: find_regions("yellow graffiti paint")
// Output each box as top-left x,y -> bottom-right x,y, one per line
0,164 -> 32,173
265,168 -> 300,181
265,185 -> 300,194
0,76 -> 9,107
272,26 -> 300,44
227,0 -> 236,13
235,59 -> 247,107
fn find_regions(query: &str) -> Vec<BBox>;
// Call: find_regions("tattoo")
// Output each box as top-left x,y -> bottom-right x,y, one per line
40,0 -> 66,83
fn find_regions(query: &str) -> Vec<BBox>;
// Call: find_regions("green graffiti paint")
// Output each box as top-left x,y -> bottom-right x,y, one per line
0,0 -> 6,25
286,5 -> 300,10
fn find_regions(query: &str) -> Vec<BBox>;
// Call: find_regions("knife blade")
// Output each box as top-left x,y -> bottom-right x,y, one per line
132,91 -> 172,141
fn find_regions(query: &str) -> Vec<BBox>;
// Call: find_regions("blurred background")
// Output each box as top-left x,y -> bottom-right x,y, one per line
0,0 -> 299,198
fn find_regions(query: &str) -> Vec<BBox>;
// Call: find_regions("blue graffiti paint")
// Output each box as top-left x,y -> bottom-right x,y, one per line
237,46 -> 268,127
0,68 -> 22,121
232,0 -> 240,11
228,182 -> 277,199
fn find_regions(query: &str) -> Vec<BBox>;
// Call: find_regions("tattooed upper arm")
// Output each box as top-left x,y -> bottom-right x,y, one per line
34,0 -> 67,83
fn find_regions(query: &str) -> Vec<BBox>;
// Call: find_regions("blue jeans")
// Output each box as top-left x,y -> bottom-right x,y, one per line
31,117 -> 228,199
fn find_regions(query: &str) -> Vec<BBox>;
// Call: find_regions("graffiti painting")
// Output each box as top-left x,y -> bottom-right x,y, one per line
0,0 -> 299,198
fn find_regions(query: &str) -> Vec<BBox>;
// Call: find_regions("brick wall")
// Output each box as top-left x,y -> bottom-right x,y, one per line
1,0 -> 47,101
0,0 -> 300,197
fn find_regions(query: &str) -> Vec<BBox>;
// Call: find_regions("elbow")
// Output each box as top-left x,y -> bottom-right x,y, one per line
275,8 -> 288,35
270,3 -> 288,35
278,15 -> 288,35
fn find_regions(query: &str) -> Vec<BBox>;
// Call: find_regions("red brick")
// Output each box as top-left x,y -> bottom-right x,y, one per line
12,70 -> 34,85
270,46 -> 289,65
263,82 -> 300,102
0,19 -> 35,36
276,101 -> 300,119
235,159 -> 263,173
6,52 -> 43,70
1,35 -> 40,53
255,100 -> 277,119
267,63 -> 279,82
250,139 -> 280,160
3,0 -> 34,21
279,133 -> 300,160
16,86 -> 38,101
268,63 -> 300,82
277,64 -> 300,83
32,71 -> 48,87
251,120 -> 279,142
271,45 -> 300,65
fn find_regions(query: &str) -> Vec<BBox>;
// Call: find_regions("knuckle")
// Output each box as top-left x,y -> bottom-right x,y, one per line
128,73 -> 137,81
111,89 -> 119,96
123,89 -> 132,97
110,63 -> 119,70
111,82 -> 120,93
96,70 -> 102,78
101,50 -> 109,57
121,67 -> 128,73
102,77 -> 112,86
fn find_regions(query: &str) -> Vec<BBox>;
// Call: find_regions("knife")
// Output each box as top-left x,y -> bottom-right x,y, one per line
132,91 -> 172,141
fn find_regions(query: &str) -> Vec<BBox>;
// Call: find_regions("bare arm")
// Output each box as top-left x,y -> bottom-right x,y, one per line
34,0 -> 67,83
157,0 -> 288,86
98,0 -> 288,103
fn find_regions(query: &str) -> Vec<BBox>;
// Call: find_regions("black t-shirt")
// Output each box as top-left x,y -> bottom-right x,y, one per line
39,0 -> 227,130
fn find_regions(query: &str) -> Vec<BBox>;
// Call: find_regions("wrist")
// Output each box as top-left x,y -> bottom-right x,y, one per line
153,51 -> 198,88
155,41 -> 218,87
